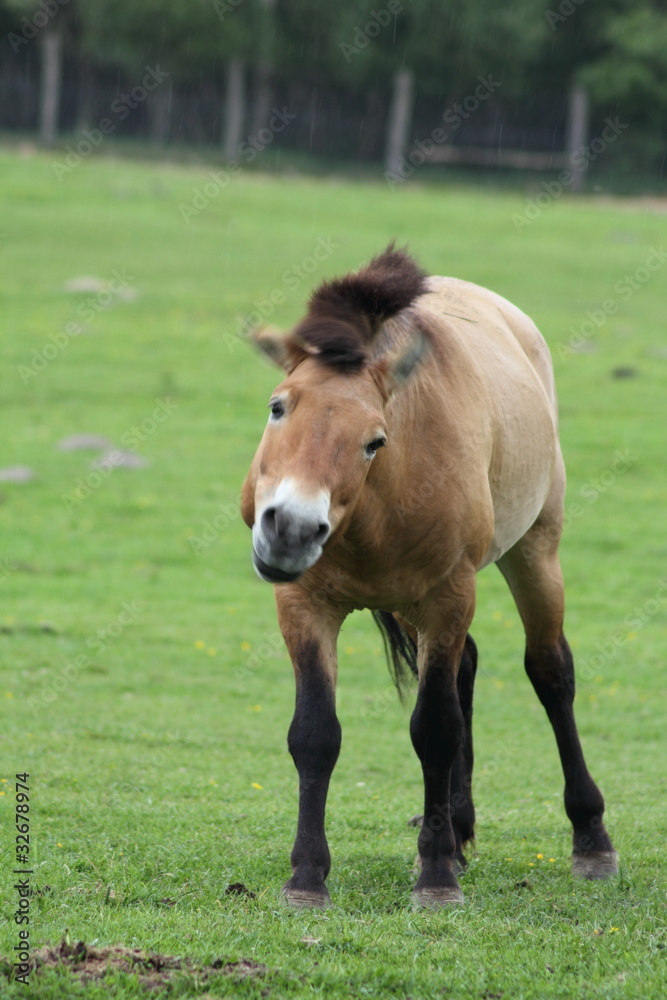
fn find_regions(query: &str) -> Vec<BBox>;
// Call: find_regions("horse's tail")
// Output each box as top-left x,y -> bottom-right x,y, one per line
371,610 -> 418,701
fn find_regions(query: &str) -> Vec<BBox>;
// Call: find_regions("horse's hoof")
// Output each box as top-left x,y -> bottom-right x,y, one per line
408,814 -> 424,828
572,851 -> 619,880
412,886 -> 464,908
282,886 -> 331,909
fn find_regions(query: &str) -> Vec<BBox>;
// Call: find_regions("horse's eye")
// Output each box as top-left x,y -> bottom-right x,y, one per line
269,400 -> 284,419
365,437 -> 386,458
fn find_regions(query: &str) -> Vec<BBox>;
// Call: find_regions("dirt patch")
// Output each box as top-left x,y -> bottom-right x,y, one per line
24,938 -> 266,990
225,881 -> 257,898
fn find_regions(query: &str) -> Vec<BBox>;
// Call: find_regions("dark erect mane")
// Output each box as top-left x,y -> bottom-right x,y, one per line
293,243 -> 428,370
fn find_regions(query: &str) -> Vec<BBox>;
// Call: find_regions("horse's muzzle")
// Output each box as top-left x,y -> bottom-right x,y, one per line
250,488 -> 331,584
252,549 -> 302,584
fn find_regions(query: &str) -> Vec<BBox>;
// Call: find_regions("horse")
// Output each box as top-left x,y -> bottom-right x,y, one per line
240,245 -> 617,908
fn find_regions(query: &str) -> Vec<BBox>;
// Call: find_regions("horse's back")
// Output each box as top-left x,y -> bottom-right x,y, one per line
423,276 -> 558,415
417,276 -> 563,567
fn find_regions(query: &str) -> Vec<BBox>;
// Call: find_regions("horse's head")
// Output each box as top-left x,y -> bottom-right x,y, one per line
241,246 -> 429,583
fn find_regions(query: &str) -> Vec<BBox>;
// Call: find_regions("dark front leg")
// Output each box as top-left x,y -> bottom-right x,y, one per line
410,652 -> 466,906
526,634 -> 617,878
275,588 -> 346,908
284,640 -> 341,907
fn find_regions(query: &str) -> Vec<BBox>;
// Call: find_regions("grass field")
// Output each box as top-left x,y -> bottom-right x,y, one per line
1,147 -> 666,999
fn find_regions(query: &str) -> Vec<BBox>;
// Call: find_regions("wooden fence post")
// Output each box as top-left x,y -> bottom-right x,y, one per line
38,24 -> 63,147
385,68 -> 415,179
566,83 -> 589,193
223,57 -> 245,158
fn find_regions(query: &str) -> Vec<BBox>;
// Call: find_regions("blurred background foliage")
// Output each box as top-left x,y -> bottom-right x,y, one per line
0,0 -> 666,185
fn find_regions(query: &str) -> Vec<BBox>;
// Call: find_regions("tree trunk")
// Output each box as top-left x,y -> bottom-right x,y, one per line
38,23 -> 63,146
223,57 -> 245,157
566,83 -> 589,193
385,68 -> 415,177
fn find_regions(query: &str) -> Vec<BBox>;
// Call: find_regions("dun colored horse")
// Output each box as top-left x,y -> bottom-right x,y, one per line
241,246 -> 617,908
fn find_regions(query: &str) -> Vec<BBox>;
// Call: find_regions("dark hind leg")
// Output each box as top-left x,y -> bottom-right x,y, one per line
450,633 -> 477,870
498,507 -> 617,879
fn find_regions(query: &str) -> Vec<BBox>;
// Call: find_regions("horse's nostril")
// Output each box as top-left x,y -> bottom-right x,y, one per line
314,523 -> 330,545
262,505 -> 328,549
261,507 -> 278,541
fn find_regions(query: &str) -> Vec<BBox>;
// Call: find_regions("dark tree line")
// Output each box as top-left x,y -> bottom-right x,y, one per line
0,0 -> 665,178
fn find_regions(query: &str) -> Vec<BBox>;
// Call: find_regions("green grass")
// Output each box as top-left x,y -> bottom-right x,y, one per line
0,147 -> 666,999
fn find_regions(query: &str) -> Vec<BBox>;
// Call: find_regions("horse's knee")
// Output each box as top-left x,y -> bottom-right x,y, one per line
287,665 -> 341,773
410,682 -> 464,771
288,709 -> 341,773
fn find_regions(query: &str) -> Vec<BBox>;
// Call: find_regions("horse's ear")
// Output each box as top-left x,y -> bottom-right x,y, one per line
251,326 -> 306,372
372,329 -> 427,397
